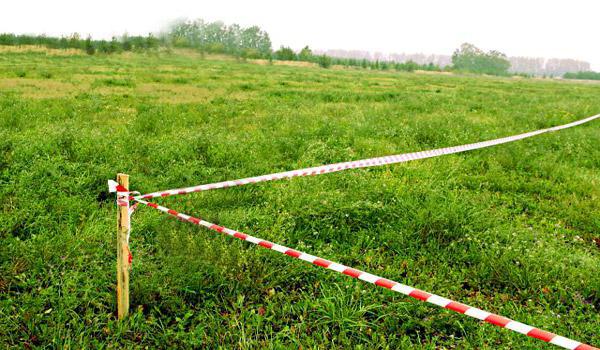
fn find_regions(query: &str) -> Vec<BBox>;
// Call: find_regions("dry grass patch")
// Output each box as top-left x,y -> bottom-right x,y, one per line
0,78 -> 79,98
251,59 -> 317,68
0,45 -> 84,56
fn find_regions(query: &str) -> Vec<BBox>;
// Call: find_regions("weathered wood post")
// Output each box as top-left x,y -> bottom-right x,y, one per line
116,173 -> 130,319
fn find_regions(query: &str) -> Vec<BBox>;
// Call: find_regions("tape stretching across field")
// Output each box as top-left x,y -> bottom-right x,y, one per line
136,114 -> 599,200
134,198 -> 598,350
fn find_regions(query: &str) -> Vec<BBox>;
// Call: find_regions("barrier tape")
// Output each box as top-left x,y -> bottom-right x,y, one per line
109,180 -> 134,265
128,202 -> 139,216
134,197 -> 598,350
135,114 -> 599,200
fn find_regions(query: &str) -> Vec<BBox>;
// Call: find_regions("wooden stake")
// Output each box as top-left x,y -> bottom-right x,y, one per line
116,173 -> 130,320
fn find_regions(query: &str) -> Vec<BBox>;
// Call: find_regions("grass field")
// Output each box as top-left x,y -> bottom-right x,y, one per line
0,48 -> 599,349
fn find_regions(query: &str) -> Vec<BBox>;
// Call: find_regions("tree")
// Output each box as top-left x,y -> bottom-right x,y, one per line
274,46 -> 296,61
68,33 -> 81,49
316,55 -> 332,68
298,46 -> 313,61
121,34 -> 132,51
84,36 -> 95,55
0,33 -> 16,45
145,33 -> 160,49
451,43 -> 510,75
166,19 -> 271,58
240,26 -> 271,58
109,37 -> 122,53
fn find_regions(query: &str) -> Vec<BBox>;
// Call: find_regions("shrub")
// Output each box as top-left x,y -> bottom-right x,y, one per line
298,46 -> 313,61
274,46 -> 297,61
316,55 -> 332,68
84,36 -> 96,55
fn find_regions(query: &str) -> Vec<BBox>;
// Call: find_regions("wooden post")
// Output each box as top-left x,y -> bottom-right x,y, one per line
116,173 -> 130,319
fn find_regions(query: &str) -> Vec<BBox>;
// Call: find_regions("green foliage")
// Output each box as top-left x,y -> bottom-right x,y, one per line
316,54 -> 332,68
0,49 -> 599,349
0,32 -> 165,55
452,43 -> 511,76
298,45 -> 313,61
274,46 -> 297,61
394,60 -> 429,72
84,36 -> 95,55
564,71 -> 600,80
167,19 -> 272,58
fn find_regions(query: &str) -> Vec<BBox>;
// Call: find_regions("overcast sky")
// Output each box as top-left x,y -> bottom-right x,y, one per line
1,0 -> 599,69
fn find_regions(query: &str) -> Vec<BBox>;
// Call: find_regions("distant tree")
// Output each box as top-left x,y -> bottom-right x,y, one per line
563,71 -> 600,80
395,60 -> 417,72
240,26 -> 271,58
129,36 -> 147,50
121,34 -> 132,51
84,36 -> 95,55
167,19 -> 271,58
223,23 -> 241,54
452,43 -> 510,75
145,33 -> 160,49
425,62 -> 434,71
298,46 -> 313,61
97,40 -> 111,54
109,37 -> 122,53
274,46 -> 296,61
67,33 -> 81,49
0,33 -> 16,45
317,55 -> 332,68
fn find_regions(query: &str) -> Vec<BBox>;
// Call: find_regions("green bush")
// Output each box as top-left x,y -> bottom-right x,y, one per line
274,46 -> 297,61
316,54 -> 332,68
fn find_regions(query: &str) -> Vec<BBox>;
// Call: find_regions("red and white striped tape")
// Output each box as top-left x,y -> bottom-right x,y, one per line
128,202 -> 139,216
134,198 -> 598,350
109,180 -> 134,265
109,180 -> 130,207
136,114 -> 599,200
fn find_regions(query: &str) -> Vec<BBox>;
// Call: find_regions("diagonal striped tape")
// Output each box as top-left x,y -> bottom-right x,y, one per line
134,198 -> 598,350
135,114 -> 599,200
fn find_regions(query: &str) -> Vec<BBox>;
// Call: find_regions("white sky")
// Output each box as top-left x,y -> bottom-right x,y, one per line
1,0 -> 599,70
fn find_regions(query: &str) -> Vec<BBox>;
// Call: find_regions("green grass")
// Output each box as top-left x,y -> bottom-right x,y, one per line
0,49 -> 599,349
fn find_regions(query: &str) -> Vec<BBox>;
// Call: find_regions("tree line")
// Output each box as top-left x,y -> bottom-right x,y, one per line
0,33 -> 162,55
0,19 -> 596,78
273,45 -> 441,71
563,71 -> 600,80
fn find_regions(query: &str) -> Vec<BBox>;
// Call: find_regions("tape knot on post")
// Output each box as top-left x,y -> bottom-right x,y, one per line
108,180 -> 130,207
